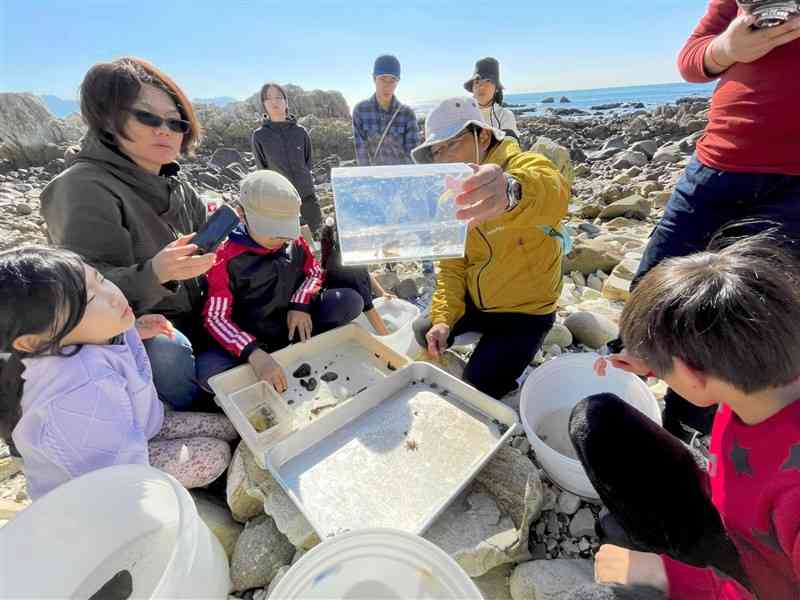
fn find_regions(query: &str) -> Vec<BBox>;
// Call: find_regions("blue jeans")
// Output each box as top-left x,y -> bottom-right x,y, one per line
196,288 -> 364,390
633,156 -> 800,435
143,328 -> 203,410
634,156 -> 800,285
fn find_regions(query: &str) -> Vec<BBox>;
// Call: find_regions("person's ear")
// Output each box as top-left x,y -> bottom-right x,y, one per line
11,334 -> 45,354
673,357 -> 708,391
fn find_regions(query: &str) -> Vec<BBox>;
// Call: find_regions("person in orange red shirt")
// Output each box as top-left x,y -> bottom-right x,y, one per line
568,234 -> 800,600
626,0 -> 800,441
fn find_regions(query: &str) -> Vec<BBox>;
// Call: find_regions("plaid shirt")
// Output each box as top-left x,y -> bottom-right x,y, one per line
352,94 -> 420,166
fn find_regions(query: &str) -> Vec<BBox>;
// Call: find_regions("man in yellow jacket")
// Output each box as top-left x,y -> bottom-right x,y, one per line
411,97 -> 569,398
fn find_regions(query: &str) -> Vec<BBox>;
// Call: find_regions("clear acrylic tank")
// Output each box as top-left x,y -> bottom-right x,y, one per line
331,163 -> 472,265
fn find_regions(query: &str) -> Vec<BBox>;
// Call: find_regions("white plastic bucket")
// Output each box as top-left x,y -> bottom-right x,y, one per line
520,353 -> 661,500
268,528 -> 483,599
354,297 -> 421,356
0,464 -> 230,599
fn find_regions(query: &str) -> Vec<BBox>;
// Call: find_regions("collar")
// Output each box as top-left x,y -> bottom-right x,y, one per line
371,93 -> 399,114
228,223 -> 290,254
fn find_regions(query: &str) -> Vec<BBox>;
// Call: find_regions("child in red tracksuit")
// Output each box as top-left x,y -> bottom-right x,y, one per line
564,234 -> 800,600
196,171 -> 363,392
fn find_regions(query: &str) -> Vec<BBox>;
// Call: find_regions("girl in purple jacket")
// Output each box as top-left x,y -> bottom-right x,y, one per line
0,246 -> 237,500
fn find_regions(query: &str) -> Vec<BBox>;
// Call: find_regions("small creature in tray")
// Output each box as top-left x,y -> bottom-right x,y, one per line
300,377 -> 318,391
248,406 -> 276,433
293,363 -> 312,378
405,439 -> 419,451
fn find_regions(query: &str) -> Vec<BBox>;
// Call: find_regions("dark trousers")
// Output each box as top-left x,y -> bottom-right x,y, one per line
413,305 -> 555,399
325,265 -> 374,312
300,194 -> 323,236
567,394 -> 752,597
196,288 -> 363,389
632,156 -> 800,437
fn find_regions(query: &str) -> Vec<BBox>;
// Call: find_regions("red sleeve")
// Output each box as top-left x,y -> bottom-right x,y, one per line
662,556 -> 719,599
202,243 -> 257,357
677,0 -> 739,82
775,485 -> 800,588
289,237 -> 324,310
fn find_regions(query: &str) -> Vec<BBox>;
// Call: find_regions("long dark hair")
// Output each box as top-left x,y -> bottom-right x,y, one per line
259,82 -> 290,119
0,247 -> 88,445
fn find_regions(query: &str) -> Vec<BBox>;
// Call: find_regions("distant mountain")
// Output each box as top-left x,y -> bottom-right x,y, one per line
193,96 -> 238,107
39,95 -> 80,118
37,94 -> 239,117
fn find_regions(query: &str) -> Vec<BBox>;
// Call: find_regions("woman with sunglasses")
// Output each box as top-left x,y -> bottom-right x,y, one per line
41,57 -> 214,411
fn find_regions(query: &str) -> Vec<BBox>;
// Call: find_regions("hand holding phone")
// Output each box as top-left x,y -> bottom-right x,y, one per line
192,204 -> 241,255
151,234 -> 216,283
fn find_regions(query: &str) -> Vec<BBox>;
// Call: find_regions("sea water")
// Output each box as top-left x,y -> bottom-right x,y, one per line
331,163 -> 472,266
535,405 -> 579,460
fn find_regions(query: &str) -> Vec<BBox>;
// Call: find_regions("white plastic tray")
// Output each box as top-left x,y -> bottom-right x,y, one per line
265,362 -> 519,540
208,324 -> 411,467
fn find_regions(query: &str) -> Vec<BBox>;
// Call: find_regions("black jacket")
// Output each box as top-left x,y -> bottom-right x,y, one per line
251,116 -> 316,198
41,136 -> 207,329
203,224 -> 324,357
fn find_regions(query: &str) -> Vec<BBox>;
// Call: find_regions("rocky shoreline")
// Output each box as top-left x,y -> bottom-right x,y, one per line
0,89 -> 704,598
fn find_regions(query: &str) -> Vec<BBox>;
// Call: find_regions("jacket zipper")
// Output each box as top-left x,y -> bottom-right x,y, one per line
167,180 -> 200,302
475,228 -> 493,309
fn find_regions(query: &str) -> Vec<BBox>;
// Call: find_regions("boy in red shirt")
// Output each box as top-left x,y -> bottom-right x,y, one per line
626,0 -> 800,440
567,235 -> 800,600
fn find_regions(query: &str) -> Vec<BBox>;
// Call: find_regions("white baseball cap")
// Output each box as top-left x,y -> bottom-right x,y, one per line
412,96 -> 505,163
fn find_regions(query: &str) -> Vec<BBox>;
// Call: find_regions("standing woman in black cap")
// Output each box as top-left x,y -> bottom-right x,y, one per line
464,57 -> 520,141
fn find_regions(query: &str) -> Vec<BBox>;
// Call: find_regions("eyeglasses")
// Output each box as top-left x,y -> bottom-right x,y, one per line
430,129 -> 473,160
126,109 -> 191,134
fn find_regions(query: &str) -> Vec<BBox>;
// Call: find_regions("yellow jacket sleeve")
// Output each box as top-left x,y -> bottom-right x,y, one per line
505,152 -> 570,229
429,255 -> 468,328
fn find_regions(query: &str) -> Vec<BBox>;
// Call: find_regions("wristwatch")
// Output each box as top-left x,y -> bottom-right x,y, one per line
505,174 -> 522,212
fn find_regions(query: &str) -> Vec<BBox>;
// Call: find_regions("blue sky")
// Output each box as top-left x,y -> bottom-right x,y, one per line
1,1 -> 707,108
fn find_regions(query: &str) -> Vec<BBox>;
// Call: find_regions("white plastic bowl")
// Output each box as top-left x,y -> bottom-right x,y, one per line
355,296 -> 421,356
0,464 -> 230,598
268,528 -> 482,599
520,353 -> 661,499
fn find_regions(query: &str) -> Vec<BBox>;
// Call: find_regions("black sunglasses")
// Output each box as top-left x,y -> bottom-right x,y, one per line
126,109 -> 191,134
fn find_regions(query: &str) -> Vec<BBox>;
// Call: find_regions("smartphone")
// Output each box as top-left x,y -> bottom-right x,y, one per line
192,204 -> 240,254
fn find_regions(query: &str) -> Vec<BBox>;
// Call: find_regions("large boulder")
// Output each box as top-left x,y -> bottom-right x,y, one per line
191,491 -> 243,560
0,94 -> 75,167
629,140 -> 658,159
563,238 -> 625,275
599,195 -> 651,221
529,137 -> 574,186
611,151 -> 648,170
230,515 -> 294,592
564,311 -> 619,349
243,85 -> 350,119
195,84 -> 351,154
209,148 -> 244,170
476,446 -> 544,529
424,492 -> 521,577
227,441 -> 270,522
651,143 -> 683,164
298,116 -> 354,161
510,559 -> 594,600
602,258 -> 641,302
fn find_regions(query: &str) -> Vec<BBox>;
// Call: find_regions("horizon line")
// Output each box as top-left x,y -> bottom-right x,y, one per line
12,79 -> 699,105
